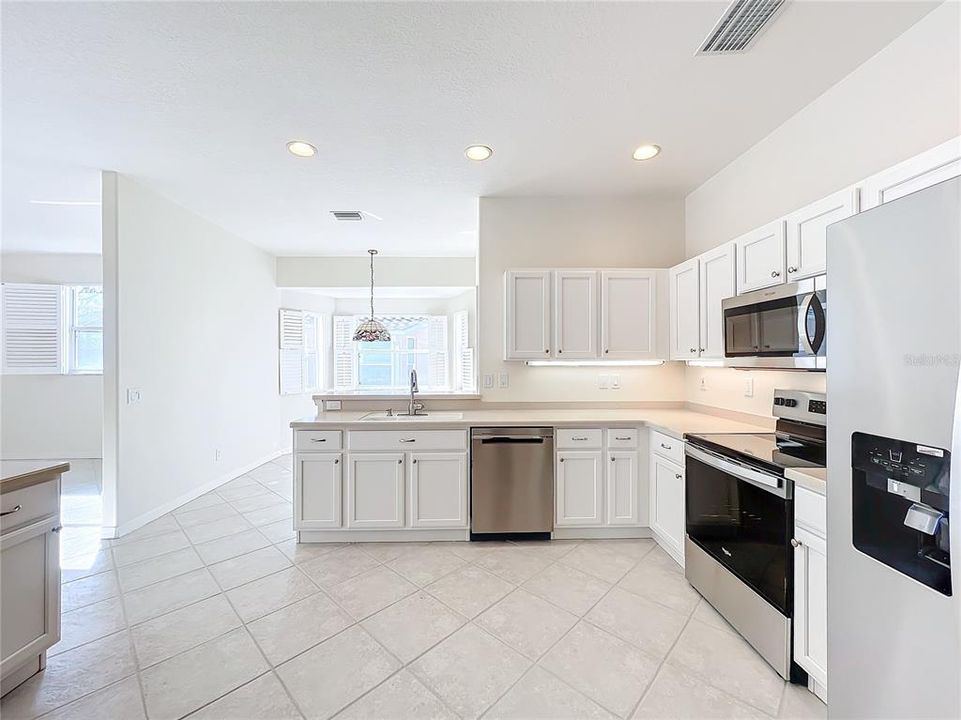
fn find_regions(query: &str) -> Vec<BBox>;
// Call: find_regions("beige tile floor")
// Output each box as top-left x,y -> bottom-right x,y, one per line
1,457 -> 828,720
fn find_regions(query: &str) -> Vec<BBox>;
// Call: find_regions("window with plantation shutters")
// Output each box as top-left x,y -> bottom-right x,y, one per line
279,308 -> 324,395
1,283 -> 63,374
333,316 -> 357,389
453,309 -> 475,391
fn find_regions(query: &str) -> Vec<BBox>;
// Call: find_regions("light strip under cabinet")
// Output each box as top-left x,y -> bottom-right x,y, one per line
526,360 -> 666,367
686,359 -> 725,368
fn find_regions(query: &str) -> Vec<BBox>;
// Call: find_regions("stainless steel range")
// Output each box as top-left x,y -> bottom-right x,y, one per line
684,389 -> 827,682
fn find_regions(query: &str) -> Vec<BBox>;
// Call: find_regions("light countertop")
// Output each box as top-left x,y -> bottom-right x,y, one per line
291,408 -> 770,440
786,467 -> 827,495
0,460 -> 70,494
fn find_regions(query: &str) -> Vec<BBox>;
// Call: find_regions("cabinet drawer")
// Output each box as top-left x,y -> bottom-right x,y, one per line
606,429 -> 638,449
295,430 -> 343,451
1,479 -> 60,535
556,429 -> 603,449
650,430 -> 684,465
348,430 -> 467,452
795,485 -> 826,537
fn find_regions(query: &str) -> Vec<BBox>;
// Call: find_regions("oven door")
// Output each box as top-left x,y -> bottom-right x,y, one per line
685,444 -> 794,615
723,279 -> 826,369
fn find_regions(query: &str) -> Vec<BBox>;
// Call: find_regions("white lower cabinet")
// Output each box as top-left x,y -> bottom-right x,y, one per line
649,453 -> 685,565
409,453 -> 467,528
555,451 -> 604,526
347,453 -> 406,528
606,451 -> 639,525
794,486 -> 828,698
295,453 -> 342,529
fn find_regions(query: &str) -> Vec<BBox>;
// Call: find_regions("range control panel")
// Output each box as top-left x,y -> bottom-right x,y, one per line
772,389 -> 827,427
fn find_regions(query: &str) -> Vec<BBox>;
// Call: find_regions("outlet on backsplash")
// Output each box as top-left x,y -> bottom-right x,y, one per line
743,376 -> 754,398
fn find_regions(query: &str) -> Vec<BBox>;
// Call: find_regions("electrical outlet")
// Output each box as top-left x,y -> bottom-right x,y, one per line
699,377 -> 707,391
325,400 -> 342,411
214,449 -> 223,462
498,372 -> 509,389
483,373 -> 494,389
743,376 -> 754,398
610,374 -> 621,389
126,388 -> 143,404
598,374 -> 609,389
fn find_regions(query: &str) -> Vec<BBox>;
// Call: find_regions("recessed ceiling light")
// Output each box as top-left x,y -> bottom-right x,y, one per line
464,145 -> 493,161
632,144 -> 661,161
286,140 -> 317,158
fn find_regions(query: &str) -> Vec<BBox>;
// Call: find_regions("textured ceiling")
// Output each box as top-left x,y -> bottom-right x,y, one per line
1,1 -> 938,256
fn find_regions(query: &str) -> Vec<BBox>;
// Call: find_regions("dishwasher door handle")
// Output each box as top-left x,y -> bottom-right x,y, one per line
475,436 -> 547,444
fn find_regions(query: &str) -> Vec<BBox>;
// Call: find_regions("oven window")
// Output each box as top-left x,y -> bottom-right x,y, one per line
685,455 -> 792,613
725,295 -> 800,356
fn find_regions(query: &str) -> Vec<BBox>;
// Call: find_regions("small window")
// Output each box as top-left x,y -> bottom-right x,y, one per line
67,286 -> 103,374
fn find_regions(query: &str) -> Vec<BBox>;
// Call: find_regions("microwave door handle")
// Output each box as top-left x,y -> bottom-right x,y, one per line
797,293 -> 816,355
686,445 -> 788,498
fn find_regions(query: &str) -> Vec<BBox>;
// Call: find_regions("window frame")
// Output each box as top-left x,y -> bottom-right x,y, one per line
66,285 -> 104,375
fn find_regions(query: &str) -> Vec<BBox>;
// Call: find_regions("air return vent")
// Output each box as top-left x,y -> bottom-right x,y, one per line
331,211 -> 363,221
698,0 -> 786,55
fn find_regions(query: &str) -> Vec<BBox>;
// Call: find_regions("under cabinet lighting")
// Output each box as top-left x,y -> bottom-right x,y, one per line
687,360 -> 725,368
526,360 -> 665,367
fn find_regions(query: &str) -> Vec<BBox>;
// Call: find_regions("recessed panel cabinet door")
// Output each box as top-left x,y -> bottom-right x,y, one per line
606,451 -> 639,525
649,455 -> 685,564
409,453 -> 467,528
347,453 -> 405,528
860,137 -> 961,210
699,242 -> 736,359
735,220 -> 786,293
669,259 -> 700,360
295,453 -> 342,529
600,271 -> 657,359
554,271 -> 597,359
504,270 -> 551,360
793,525 -> 828,689
785,188 -> 858,281
555,451 -> 603,526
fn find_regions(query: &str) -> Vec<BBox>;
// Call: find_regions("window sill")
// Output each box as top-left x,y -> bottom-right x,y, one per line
314,391 -> 481,401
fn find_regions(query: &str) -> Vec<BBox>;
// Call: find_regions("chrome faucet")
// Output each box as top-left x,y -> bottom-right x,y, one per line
406,368 -> 426,416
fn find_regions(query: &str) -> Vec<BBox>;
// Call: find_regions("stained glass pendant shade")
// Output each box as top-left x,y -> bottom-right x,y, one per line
353,249 -> 391,342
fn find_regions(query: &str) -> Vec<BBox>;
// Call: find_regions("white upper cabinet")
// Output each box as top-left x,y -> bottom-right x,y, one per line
554,271 -> 597,359
504,270 -> 551,360
668,259 -> 700,360
735,220 -> 786,293
698,242 -> 736,359
785,188 -> 858,280
600,270 -> 658,359
860,137 -> 961,210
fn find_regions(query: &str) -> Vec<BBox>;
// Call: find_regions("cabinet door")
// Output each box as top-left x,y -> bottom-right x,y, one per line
1,519 -> 60,675
606,451 -> 639,526
556,451 -> 603,526
861,137 -> 961,210
785,188 -> 858,280
735,220 -> 786,293
554,271 -> 597,359
793,526 -> 828,689
669,259 -> 700,360
409,453 -> 467,529
699,242 -> 736,359
600,270 -> 657,359
505,270 -> 551,360
347,453 -> 405,528
649,455 -> 685,564
295,453 -> 342,529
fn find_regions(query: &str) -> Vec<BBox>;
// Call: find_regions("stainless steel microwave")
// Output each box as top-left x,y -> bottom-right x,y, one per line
722,277 -> 826,370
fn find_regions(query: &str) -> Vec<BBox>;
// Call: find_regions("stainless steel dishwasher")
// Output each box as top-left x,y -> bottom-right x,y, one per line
470,427 -> 554,537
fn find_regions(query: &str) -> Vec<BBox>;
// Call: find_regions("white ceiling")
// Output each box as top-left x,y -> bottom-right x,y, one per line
1,1 -> 938,257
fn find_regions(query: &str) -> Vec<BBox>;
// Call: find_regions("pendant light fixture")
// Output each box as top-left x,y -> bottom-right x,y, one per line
353,249 -> 391,342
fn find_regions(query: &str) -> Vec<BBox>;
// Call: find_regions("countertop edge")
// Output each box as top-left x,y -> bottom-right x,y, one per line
0,462 -> 70,494
785,467 -> 827,495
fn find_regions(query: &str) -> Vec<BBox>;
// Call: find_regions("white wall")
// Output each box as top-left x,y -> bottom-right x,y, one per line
1,253 -> 104,459
103,174 -> 283,535
478,196 -> 687,403
276,256 -> 477,288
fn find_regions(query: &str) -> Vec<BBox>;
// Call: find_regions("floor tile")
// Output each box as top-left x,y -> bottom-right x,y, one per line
61,548 -> 114,583
486,665 -> 615,720
131,594 -> 241,668
617,548 -> 700,615
476,589 -> 578,660
586,587 -> 689,660
353,541 -> 427,563
425,564 -> 513,618
362,591 -> 465,663
692,597 -> 737,635
522,562 -> 611,616
174,503 -> 241,528
226,567 -> 319,622
228,491 -> 288,514
51,597 -> 127,656
590,538 -> 656,560
117,547 -> 204,592
335,669 -> 456,720
111,515 -> 182,545
247,592 -> 353,665
61,570 -> 119,612
327,565 -> 418,620
540,621 -> 659,718
111,530 -> 190,568
386,546 -> 466,586
242,503 -> 292,527
410,624 -> 531,719
141,628 -> 267,720
667,619 -> 785,716
193,527 -> 271,565
246,463 -> 292,483
475,547 -> 552,585
507,539 -> 582,559
182,515 -> 253,545
778,684 -> 826,720
208,545 -> 291,590
217,483 -> 269,502
0,631 -> 137,719
633,664 -> 768,719
276,625 -> 400,719
187,672 -> 303,720
122,568 -> 220,625
299,546 -> 380,589
559,543 -> 640,584
442,541 -> 495,561
258,518 -> 297,543
275,539 -> 345,564
173,493 -> 227,515
271,453 -> 293,469
36,675 -> 145,720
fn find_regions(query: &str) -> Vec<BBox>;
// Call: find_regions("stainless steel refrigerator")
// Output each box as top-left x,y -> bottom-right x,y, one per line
827,175 -> 960,718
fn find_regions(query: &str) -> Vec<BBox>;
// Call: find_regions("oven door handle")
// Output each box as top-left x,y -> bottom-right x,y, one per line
686,445 -> 789,498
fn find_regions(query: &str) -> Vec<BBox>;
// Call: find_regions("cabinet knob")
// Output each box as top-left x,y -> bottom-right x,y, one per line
699,348 -> 706,352
674,473 -> 682,480
611,456 -> 616,462
412,459 -> 417,464
770,270 -> 781,278
545,349 -> 550,354
690,347 -> 697,354
604,349 -> 609,354
787,266 -> 798,274
334,459 -> 339,464
791,538 -> 801,548
398,459 -> 403,465
559,458 -> 565,463
558,349 -> 563,354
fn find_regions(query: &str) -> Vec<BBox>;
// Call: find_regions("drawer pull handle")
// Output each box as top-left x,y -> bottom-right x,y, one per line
675,473 -> 682,480
572,436 -> 588,441
1,504 -> 22,517
614,436 -> 631,441
400,438 -> 416,443
311,438 -> 327,443
791,538 -> 801,548
660,443 -> 672,450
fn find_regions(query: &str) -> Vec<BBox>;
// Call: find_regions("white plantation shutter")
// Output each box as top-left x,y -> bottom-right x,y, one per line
333,316 -> 357,389
453,310 -> 474,391
303,313 -> 321,391
279,309 -> 324,394
428,316 -> 448,389
279,308 -> 304,349
2,284 -> 63,374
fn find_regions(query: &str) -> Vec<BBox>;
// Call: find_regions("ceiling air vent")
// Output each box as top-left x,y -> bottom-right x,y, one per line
697,0 -> 786,55
331,211 -> 363,221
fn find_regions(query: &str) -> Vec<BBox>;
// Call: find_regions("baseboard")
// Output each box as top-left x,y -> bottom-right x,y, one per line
298,528 -> 469,543
552,526 -> 653,540
102,448 -> 288,539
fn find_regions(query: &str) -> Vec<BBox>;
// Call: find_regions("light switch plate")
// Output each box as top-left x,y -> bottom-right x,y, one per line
598,374 -> 609,389
483,373 -> 494,389
743,376 -> 754,398
126,388 -> 143,404
498,372 -> 510,389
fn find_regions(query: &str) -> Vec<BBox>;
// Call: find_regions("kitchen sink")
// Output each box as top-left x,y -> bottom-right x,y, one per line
359,411 -> 464,421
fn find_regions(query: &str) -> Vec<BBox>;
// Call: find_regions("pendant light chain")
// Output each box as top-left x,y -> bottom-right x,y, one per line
352,249 -> 391,342
369,249 -> 375,320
